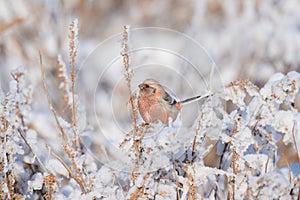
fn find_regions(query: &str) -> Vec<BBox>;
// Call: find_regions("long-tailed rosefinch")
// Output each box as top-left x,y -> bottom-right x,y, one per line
138,79 -> 208,125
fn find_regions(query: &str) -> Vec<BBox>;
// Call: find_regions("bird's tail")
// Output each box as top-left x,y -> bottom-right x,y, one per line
179,93 -> 212,104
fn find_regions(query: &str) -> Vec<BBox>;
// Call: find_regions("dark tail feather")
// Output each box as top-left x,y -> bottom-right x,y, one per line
179,93 -> 212,104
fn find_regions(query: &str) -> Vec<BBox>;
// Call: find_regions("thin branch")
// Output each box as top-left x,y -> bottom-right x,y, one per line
265,154 -> 270,174
39,51 -> 68,144
184,165 -> 197,200
121,25 -> 137,135
0,17 -> 24,33
173,167 -> 181,200
292,120 -> 300,163
69,19 -> 80,150
121,25 -> 140,183
16,126 -> 46,173
113,173 -> 126,198
49,148 -> 86,194
192,120 -> 200,156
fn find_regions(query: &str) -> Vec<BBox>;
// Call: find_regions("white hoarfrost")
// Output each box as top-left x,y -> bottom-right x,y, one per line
28,173 -> 44,190
1,68 -> 300,199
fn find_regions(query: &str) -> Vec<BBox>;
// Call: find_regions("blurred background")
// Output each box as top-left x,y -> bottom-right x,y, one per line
1,0 -> 300,88
1,0 -> 300,168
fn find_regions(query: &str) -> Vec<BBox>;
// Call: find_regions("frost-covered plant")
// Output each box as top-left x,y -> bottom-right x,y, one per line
111,26 -> 300,200
1,18 -> 299,199
39,18 -> 95,195
116,72 -> 300,200
0,68 -> 32,199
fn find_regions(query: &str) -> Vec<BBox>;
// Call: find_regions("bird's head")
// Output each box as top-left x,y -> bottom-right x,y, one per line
138,79 -> 163,97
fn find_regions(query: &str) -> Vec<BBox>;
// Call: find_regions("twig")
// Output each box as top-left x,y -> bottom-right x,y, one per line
191,112 -> 206,159
292,120 -> 300,163
113,173 -> 126,198
16,126 -> 46,173
191,120 -> 201,156
236,175 -> 247,192
49,148 -> 86,194
184,165 -> 197,200
230,121 -> 239,200
40,50 -> 89,193
265,154 -> 270,174
121,25 -> 138,135
39,51 -> 68,144
173,167 -> 181,200
121,25 -> 140,183
0,17 -> 24,33
69,19 -> 80,151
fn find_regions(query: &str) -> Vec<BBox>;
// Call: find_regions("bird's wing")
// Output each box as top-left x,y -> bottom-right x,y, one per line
162,90 -> 177,105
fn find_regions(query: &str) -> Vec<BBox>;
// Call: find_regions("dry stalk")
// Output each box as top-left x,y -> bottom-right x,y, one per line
50,149 -> 86,193
43,173 -> 59,200
229,120 -> 240,200
192,110 -> 206,158
113,173 -> 126,198
0,17 -> 24,33
0,108 -> 12,200
129,187 -> 144,200
11,70 -> 28,129
16,127 -> 46,173
68,19 -> 80,151
40,51 -> 90,194
121,25 -> 138,137
173,167 -> 181,200
192,119 -> 201,156
0,97 -> 21,199
226,79 -> 259,94
184,165 -> 197,200
236,175 -> 247,192
56,56 -> 70,103
6,171 -> 14,199
264,154 -> 270,174
292,120 -> 300,163
39,51 -> 68,144
0,158 -> 4,199
5,159 -> 13,199
121,25 -> 140,183
128,174 -> 149,200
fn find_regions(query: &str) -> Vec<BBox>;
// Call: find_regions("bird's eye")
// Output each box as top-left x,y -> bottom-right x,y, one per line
145,84 -> 149,88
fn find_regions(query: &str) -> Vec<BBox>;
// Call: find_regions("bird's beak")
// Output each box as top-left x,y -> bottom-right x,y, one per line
138,84 -> 144,90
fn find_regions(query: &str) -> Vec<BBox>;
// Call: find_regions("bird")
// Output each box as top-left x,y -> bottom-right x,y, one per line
138,79 -> 209,125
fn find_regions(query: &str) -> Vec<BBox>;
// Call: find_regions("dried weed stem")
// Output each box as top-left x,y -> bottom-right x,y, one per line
69,19 -> 80,151
121,25 -> 140,184
40,51 -> 89,194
